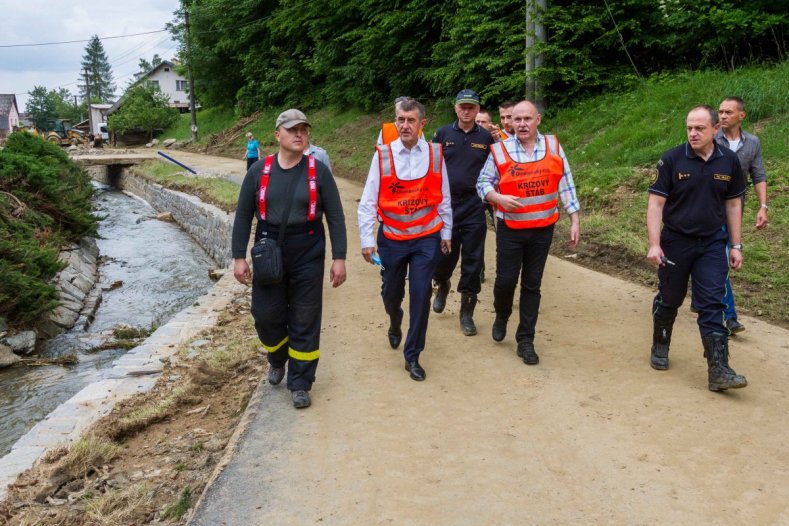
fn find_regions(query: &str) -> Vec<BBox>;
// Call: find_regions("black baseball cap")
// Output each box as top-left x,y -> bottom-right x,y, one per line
455,89 -> 480,105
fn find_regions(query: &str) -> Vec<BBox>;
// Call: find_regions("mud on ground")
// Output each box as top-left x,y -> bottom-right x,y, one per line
0,294 -> 264,526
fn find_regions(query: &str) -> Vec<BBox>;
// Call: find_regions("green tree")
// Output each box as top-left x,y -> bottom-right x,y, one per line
24,87 -> 81,129
80,35 -> 116,103
138,54 -> 163,74
25,86 -> 57,130
108,84 -> 179,140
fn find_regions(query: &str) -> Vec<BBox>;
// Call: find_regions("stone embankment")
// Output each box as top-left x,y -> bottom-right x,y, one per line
0,238 -> 100,364
88,165 -> 233,266
0,160 -> 242,500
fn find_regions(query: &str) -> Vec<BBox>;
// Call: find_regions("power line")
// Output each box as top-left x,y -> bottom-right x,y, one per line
0,29 -> 168,48
602,0 -> 643,81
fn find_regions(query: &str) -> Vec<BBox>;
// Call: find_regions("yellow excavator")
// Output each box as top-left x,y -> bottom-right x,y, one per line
44,119 -> 87,146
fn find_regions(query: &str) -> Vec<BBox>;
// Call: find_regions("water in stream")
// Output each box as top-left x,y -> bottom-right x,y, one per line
0,182 -> 216,455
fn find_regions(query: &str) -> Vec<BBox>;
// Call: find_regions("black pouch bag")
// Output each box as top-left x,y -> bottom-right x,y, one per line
251,237 -> 283,285
251,172 -> 298,287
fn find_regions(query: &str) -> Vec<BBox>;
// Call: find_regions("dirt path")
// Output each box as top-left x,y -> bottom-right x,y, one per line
180,163 -> 789,525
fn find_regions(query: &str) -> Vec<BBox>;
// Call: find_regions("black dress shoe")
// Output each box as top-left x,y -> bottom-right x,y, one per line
404,360 -> 426,381
388,308 -> 403,349
388,327 -> 402,349
492,316 -> 507,342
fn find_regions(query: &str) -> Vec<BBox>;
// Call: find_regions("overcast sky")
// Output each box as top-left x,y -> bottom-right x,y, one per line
0,1 -> 180,110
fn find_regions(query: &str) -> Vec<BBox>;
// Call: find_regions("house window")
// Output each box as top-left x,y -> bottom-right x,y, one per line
176,80 -> 189,91
147,80 -> 160,88
164,67 -> 170,72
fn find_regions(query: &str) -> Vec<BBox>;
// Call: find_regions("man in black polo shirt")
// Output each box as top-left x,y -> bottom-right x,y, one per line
431,89 -> 494,336
646,104 -> 747,391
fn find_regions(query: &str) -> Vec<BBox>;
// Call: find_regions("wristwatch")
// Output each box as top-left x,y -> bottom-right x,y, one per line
731,243 -> 744,251
760,204 -> 769,209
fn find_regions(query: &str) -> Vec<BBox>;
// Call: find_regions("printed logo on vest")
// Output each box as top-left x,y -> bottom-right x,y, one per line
388,181 -> 405,194
713,174 -> 732,182
677,172 -> 691,181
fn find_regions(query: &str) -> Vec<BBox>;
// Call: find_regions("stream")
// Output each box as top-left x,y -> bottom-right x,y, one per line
0,182 -> 216,455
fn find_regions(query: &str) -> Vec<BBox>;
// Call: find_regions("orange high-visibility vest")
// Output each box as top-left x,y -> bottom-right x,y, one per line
490,135 -> 563,229
377,143 -> 444,240
381,122 -> 399,145
381,122 -> 424,145
499,129 -> 510,140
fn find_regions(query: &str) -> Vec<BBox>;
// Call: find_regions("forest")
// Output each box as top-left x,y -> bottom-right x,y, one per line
173,0 -> 789,114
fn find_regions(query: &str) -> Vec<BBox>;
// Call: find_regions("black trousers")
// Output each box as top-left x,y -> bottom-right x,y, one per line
493,221 -> 554,343
655,228 -> 728,337
377,229 -> 443,362
251,224 -> 325,391
246,156 -> 259,170
433,196 -> 487,295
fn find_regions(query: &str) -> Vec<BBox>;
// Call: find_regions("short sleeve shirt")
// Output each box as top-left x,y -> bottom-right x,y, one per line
649,143 -> 746,237
246,139 -> 260,158
432,122 -> 494,199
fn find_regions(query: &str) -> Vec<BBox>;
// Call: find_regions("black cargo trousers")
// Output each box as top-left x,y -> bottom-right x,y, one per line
251,222 -> 325,391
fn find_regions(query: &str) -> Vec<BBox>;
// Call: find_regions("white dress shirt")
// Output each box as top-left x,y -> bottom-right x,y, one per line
358,137 -> 453,248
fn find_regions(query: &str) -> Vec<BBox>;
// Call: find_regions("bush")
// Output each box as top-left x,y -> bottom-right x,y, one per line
0,132 -> 98,325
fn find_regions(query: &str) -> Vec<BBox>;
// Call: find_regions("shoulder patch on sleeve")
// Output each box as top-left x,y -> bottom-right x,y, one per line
650,169 -> 659,185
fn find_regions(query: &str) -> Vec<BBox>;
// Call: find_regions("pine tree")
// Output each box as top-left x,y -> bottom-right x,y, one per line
79,35 -> 116,103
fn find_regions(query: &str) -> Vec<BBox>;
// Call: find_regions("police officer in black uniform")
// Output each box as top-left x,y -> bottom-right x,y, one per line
431,89 -> 494,336
647,104 -> 747,391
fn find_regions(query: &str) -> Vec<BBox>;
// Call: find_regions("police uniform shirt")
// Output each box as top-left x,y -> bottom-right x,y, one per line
432,122 -> 494,200
649,143 -> 746,237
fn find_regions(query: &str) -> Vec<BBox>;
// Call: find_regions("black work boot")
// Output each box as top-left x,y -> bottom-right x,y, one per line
702,332 -> 748,392
650,300 -> 677,371
650,320 -> 673,370
492,315 -> 507,342
432,280 -> 450,313
517,340 -> 539,365
459,293 -> 478,336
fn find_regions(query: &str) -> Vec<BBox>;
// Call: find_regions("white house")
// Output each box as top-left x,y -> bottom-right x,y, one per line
135,60 -> 191,111
0,94 -> 20,141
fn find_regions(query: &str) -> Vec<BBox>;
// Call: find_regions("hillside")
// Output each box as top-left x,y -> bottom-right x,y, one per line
162,62 -> 788,325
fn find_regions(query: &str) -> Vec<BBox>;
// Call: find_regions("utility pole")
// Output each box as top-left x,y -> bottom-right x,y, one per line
74,95 -> 82,123
183,0 -> 198,142
524,0 -> 547,109
83,67 -> 93,136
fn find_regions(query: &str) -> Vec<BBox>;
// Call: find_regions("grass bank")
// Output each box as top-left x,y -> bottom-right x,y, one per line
129,160 -> 241,213
543,62 -> 788,324
161,63 -> 787,324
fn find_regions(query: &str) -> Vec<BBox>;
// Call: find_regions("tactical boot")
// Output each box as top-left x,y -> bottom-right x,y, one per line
703,333 -> 747,392
650,300 -> 677,370
459,293 -> 478,336
492,315 -> 507,342
650,321 -> 673,370
432,280 -> 450,313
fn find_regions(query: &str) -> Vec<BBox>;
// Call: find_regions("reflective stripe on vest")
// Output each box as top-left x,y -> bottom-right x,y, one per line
258,155 -> 318,222
377,143 -> 444,241
492,135 -> 563,229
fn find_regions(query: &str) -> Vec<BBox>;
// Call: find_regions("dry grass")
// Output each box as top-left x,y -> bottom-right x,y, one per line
56,436 -> 120,479
108,381 -> 195,441
84,483 -> 152,525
